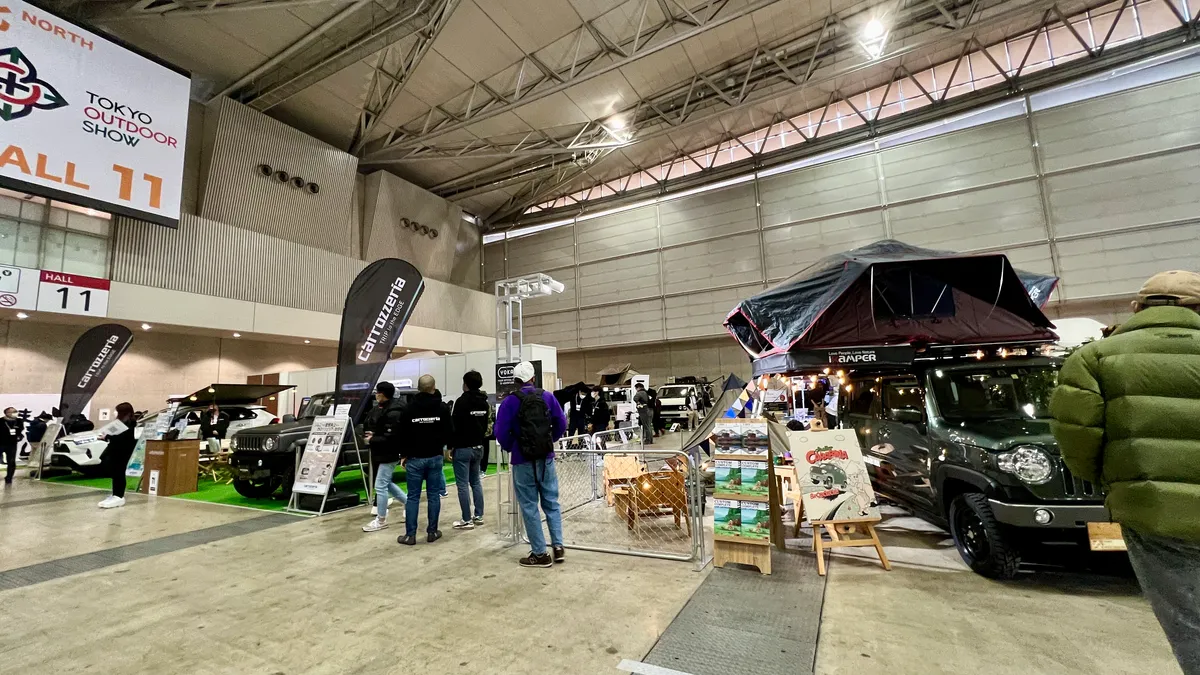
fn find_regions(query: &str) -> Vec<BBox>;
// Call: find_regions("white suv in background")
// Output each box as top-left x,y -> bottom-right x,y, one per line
48,405 -> 276,476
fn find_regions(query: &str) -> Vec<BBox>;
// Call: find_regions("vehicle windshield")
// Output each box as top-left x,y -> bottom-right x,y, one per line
300,393 -> 336,418
658,386 -> 691,399
930,365 -> 1059,422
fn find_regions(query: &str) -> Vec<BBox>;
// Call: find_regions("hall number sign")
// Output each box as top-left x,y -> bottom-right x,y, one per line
35,271 -> 110,317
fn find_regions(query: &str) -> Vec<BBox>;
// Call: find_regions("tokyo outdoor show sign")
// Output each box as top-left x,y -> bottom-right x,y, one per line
0,1 -> 190,226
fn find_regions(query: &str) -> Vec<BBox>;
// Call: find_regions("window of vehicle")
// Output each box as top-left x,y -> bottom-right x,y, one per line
300,393 -> 336,418
846,381 -> 880,416
884,380 -> 924,423
929,365 -> 1059,421
658,386 -> 691,399
224,407 -> 260,421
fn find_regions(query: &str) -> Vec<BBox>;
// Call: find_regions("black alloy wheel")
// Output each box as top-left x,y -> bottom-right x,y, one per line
948,493 -> 1021,579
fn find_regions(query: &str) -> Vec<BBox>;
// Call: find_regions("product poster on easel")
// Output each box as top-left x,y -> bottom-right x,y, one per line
790,429 -> 880,522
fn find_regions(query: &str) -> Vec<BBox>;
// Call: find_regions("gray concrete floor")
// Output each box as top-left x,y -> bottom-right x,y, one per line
809,507 -> 1181,675
2,435 -> 1182,675
0,475 -> 707,675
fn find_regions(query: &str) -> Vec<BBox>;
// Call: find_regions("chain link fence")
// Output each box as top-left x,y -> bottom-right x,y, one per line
496,427 -> 709,567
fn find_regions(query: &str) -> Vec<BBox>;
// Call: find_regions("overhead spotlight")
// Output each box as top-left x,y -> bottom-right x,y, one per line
607,115 -> 627,130
207,387 -> 216,394
304,339 -> 311,344
15,312 -> 28,319
232,332 -> 242,338
141,323 -> 151,331
863,18 -> 886,39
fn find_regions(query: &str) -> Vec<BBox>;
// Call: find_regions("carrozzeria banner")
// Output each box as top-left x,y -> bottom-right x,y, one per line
334,259 -> 424,422
0,1 -> 190,226
59,323 -> 133,419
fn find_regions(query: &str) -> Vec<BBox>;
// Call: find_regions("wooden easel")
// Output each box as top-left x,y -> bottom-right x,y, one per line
811,518 -> 891,576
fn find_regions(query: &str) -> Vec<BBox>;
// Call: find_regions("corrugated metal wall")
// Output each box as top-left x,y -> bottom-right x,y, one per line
491,63 -> 1200,351
111,214 -> 493,336
200,98 -> 359,257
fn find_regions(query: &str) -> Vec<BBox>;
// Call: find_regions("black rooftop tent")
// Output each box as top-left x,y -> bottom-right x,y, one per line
724,241 -> 1058,375
169,383 -> 295,406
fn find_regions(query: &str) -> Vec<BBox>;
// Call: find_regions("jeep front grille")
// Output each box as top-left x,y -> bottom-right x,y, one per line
236,436 -> 263,451
1059,464 -> 1096,497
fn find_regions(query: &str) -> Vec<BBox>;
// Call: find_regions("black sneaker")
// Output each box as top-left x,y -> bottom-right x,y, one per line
397,535 -> 417,546
519,551 -> 553,568
427,530 -> 443,543
553,546 -> 565,564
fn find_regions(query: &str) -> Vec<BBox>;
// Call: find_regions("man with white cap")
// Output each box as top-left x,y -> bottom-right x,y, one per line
1051,270 -> 1200,675
493,360 -> 568,567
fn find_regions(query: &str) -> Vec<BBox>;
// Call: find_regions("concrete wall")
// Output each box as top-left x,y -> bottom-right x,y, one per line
0,320 -> 336,416
362,171 -> 482,290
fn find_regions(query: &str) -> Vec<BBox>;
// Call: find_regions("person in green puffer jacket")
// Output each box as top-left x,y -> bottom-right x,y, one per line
1050,270 -> 1200,675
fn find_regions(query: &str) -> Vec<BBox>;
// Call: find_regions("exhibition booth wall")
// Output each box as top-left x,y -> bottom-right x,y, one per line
277,345 -> 559,416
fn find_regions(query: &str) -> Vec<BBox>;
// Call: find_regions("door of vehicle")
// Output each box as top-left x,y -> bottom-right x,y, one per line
876,378 -> 937,512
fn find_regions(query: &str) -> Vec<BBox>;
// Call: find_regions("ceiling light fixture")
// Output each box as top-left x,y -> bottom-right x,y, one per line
141,323 -> 151,331
15,312 -> 28,319
863,18 -> 886,39
304,339 -> 311,344
232,332 -> 241,338
608,115 -> 626,130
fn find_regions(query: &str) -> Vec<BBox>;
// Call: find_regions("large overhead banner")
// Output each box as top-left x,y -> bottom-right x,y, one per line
0,1 -> 190,226
334,259 -> 424,423
59,323 -> 133,420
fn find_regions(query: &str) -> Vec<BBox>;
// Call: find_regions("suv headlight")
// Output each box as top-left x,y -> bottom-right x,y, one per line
996,445 -> 1054,484
230,437 -> 239,450
263,437 -> 277,451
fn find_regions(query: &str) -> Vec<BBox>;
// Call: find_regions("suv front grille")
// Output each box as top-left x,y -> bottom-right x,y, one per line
235,436 -> 264,451
1059,463 -> 1097,497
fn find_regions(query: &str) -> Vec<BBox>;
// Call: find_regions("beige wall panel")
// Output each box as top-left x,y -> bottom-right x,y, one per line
575,206 -> 658,263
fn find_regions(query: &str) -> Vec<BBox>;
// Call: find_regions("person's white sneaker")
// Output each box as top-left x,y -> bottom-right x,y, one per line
98,496 -> 125,509
369,497 -> 397,516
452,520 -> 475,530
362,517 -> 388,532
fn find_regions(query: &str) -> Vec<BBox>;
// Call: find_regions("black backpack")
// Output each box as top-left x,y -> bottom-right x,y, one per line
516,389 -> 554,461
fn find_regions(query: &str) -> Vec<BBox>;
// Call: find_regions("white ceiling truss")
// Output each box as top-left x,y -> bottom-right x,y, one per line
478,0 -> 1200,223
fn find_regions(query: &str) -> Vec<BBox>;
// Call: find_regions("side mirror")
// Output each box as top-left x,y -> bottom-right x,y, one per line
892,408 -> 925,426
282,414 -> 296,423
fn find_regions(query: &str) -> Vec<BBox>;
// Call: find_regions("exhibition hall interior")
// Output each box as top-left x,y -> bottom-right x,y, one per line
2,0 -> 1200,672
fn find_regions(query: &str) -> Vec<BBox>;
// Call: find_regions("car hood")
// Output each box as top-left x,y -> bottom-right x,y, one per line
234,419 -> 312,437
939,418 -> 1059,453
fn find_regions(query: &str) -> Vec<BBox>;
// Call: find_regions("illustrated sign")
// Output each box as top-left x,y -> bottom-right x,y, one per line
495,359 -> 542,397
0,264 -> 110,316
791,429 -> 879,522
0,0 -> 190,226
292,416 -> 348,495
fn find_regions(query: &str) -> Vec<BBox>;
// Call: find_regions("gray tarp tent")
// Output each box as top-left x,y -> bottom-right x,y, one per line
723,241 -> 1058,376
681,373 -> 747,455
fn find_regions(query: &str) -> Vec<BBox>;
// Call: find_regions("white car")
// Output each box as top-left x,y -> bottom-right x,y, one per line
48,405 -> 276,476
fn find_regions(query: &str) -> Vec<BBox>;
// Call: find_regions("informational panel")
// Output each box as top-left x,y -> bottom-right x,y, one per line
0,264 -> 109,316
791,429 -> 880,522
0,0 -> 190,226
292,416 -> 348,495
495,360 -> 542,397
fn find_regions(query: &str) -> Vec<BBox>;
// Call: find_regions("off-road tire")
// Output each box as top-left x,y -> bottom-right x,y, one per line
949,492 -> 1021,579
233,476 -> 281,499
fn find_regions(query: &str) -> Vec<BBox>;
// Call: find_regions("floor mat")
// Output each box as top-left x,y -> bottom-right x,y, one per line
640,549 -> 827,675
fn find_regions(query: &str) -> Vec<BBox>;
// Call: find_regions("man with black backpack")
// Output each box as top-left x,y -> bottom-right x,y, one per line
493,361 -> 567,568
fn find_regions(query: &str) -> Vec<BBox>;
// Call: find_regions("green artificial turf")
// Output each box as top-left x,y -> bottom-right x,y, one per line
44,462 -> 499,513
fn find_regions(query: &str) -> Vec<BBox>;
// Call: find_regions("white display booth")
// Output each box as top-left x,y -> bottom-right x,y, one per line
276,344 -> 559,416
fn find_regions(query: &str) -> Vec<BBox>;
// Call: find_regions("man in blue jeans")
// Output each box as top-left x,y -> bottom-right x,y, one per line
362,381 -> 406,532
396,374 -> 454,546
451,370 -> 491,530
494,361 -> 567,568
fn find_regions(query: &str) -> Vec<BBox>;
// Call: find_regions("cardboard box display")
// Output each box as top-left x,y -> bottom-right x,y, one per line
714,499 -> 742,538
740,461 -> 770,497
740,501 -> 771,541
714,460 -> 741,494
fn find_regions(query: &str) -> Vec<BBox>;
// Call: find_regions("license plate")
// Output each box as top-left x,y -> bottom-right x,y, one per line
1087,522 -> 1127,552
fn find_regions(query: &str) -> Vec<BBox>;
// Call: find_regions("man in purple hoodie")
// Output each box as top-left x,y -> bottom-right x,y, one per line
493,361 -> 567,568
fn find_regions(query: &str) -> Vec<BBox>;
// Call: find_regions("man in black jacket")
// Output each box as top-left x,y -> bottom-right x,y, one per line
397,375 -> 454,545
2,407 -> 24,484
362,382 -> 407,533
567,386 -> 593,440
451,370 -> 491,530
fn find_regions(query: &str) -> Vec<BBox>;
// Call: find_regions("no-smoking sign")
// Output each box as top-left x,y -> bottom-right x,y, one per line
0,294 -> 16,307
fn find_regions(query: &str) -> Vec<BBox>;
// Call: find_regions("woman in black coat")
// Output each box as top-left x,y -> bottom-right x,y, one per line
590,391 -> 612,433
98,402 -> 137,509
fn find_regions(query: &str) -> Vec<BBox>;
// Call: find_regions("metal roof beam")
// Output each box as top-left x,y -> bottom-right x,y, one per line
359,0 -> 787,160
